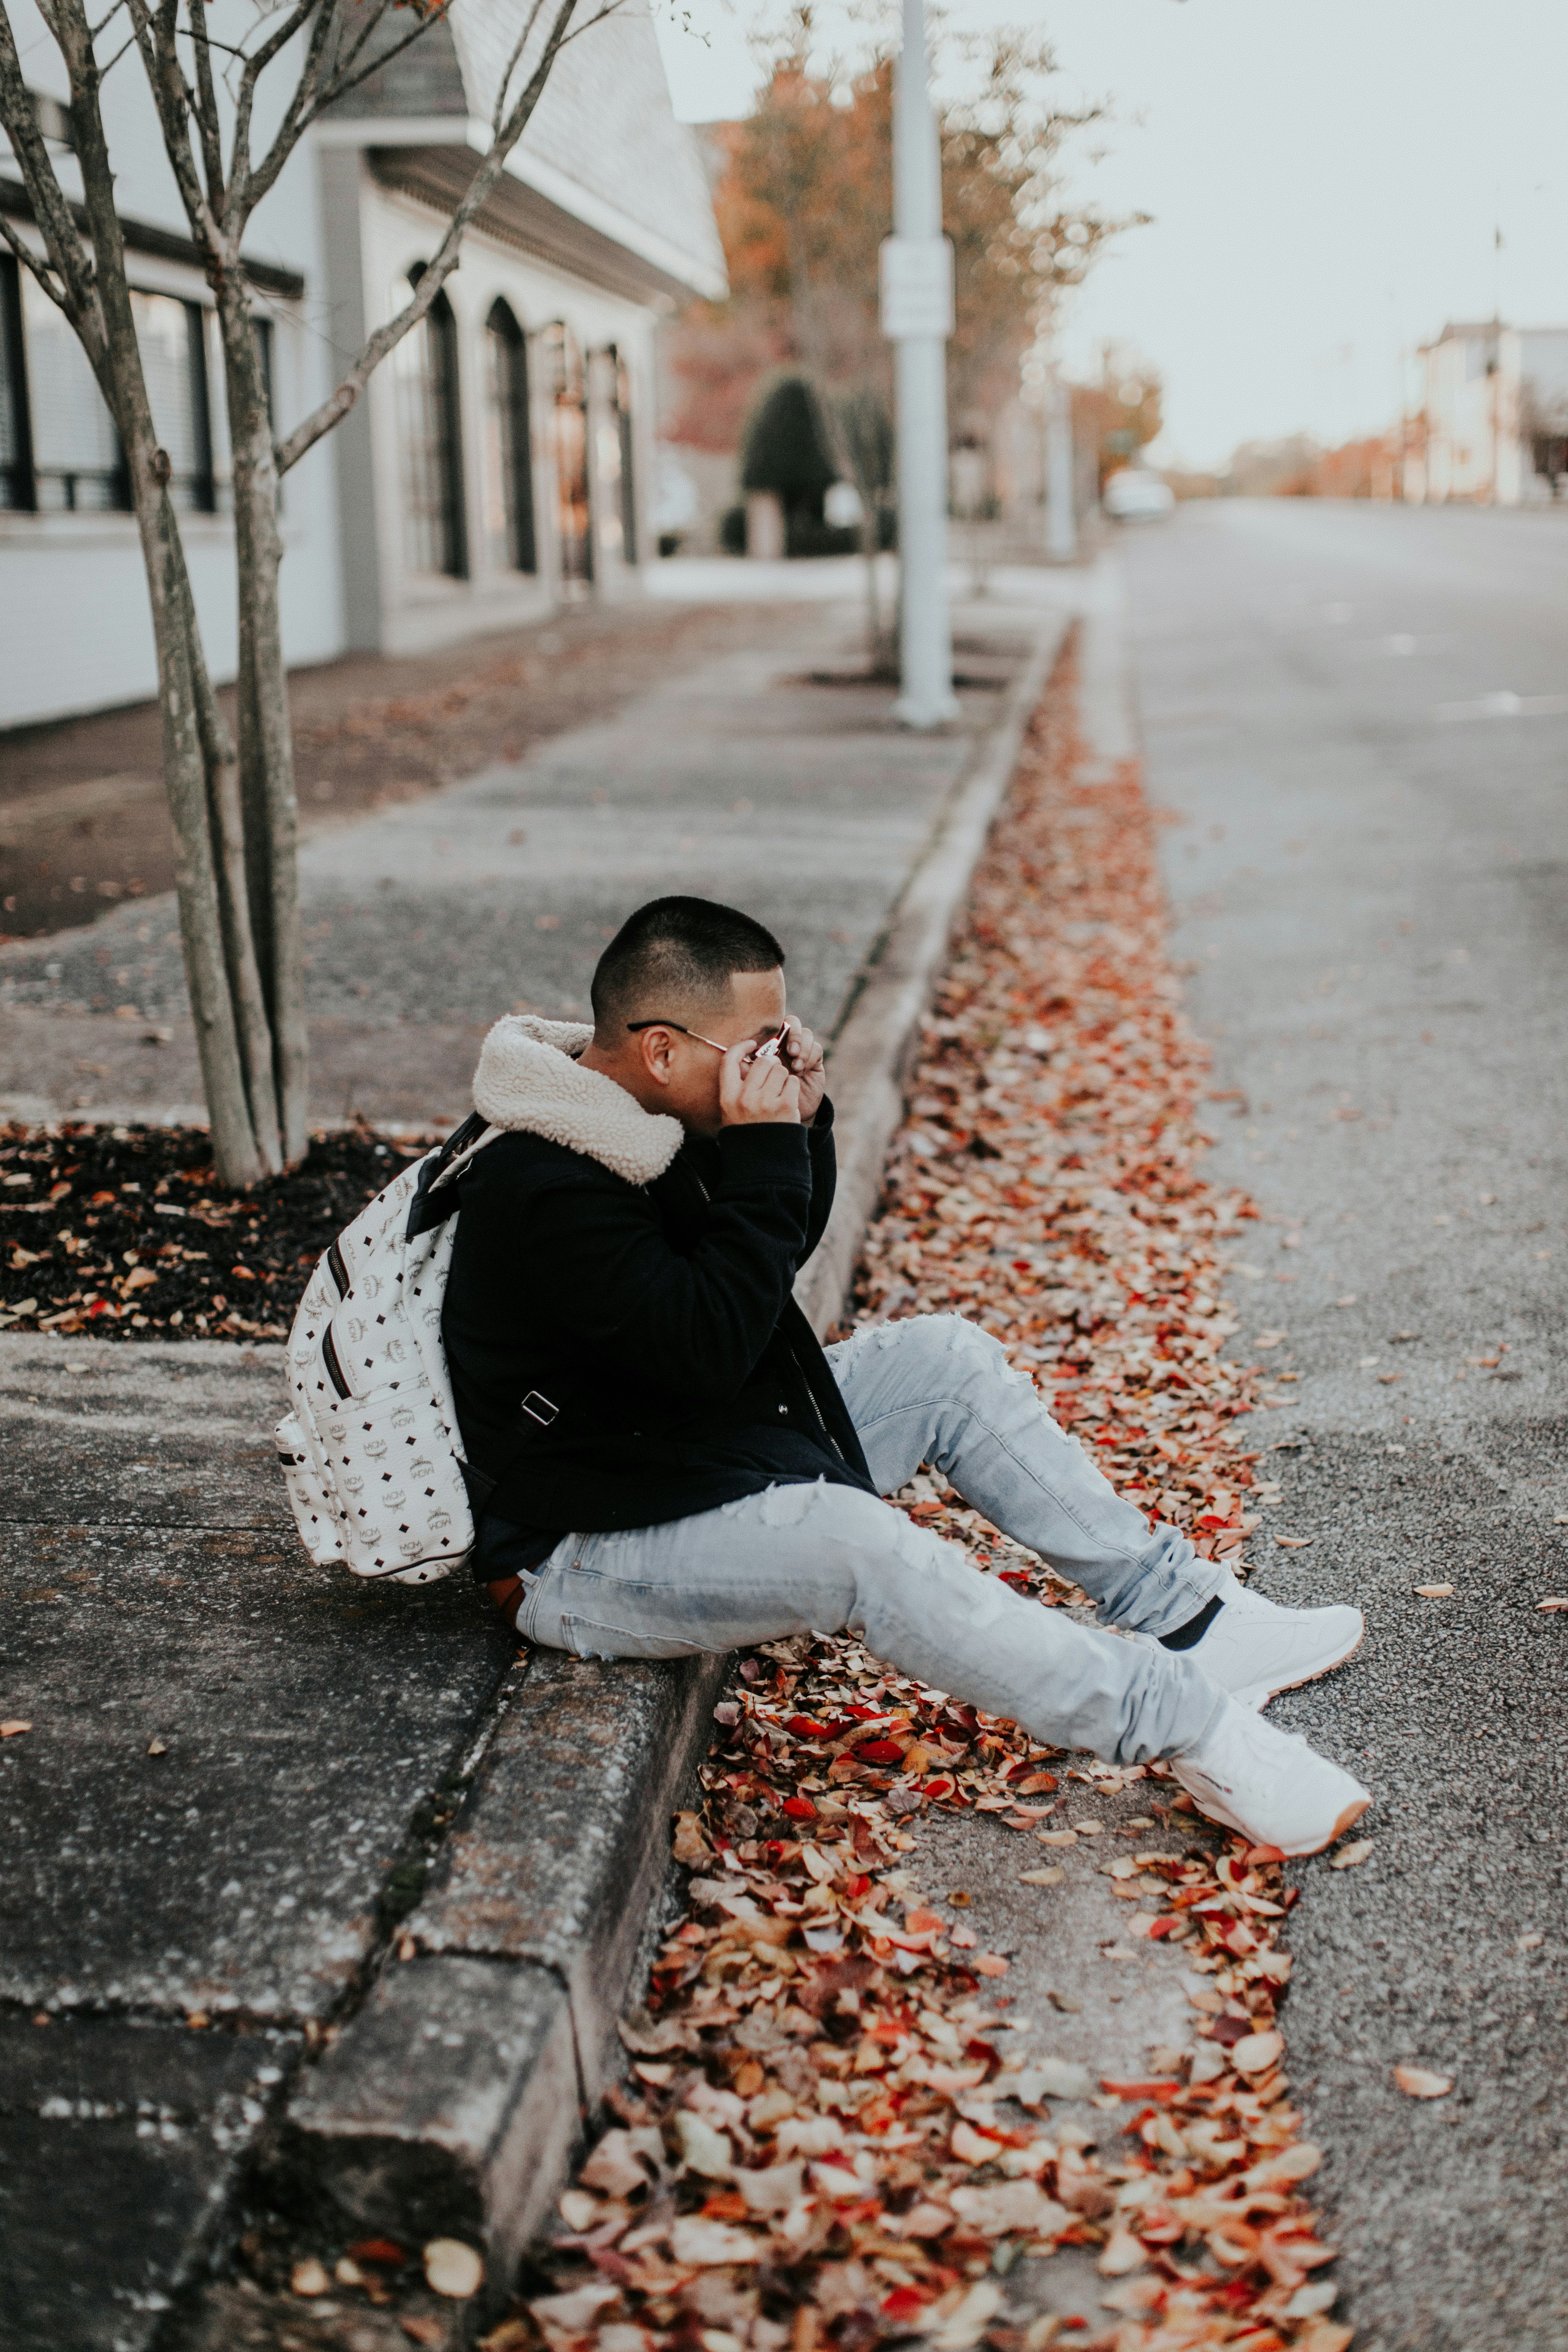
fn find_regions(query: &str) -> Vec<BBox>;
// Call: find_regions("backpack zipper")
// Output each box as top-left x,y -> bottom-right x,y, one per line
322,1325 -> 351,1400
327,1240 -> 349,1299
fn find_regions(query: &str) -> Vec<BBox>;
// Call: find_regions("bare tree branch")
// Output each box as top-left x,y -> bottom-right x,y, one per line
0,209 -> 75,313
0,0 -> 104,346
274,0 -> 595,476
296,0 -> 438,129
181,0 -> 228,210
488,0 -> 549,134
120,0 -> 218,252
228,0 -> 320,200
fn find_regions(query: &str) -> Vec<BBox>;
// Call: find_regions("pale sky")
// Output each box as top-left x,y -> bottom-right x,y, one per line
651,0 -> 1568,470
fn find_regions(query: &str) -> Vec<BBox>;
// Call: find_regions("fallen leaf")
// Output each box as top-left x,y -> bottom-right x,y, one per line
973,1953 -> 1009,1976
528,2281 -> 620,2332
672,1811 -> 710,1867
1414,1584 -> 1454,1598
668,2216 -> 764,2266
928,2280 -> 1003,2352
147,1737 -> 168,1756
400,2320 -> 444,2347
1393,2065 -> 1452,2100
1537,1597 -> 1568,1612
1274,1534 -> 1314,1548
424,2239 -> 483,2299
1230,2030 -> 1284,2076
1329,1840 -> 1375,1869
0,1721 -> 32,1739
1018,1867 -> 1064,1886
675,2110 -> 734,2180
1097,2227 -> 1147,2277
951,2119 -> 1004,2165
581,2129 -> 654,2198
290,2259 -> 331,2298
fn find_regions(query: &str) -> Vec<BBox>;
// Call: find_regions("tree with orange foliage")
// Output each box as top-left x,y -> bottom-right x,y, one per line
665,12 -> 1136,643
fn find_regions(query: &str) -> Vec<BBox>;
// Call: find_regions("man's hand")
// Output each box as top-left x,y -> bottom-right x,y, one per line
720,1037 -> 801,1126
780,1017 -> 826,1123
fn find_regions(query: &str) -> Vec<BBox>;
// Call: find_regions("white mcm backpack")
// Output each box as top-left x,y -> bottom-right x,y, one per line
274,1117 -> 497,1583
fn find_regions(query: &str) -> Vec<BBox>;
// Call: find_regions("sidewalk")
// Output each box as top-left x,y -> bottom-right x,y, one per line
0,572 -> 1077,2348
2,580 -> 1045,1132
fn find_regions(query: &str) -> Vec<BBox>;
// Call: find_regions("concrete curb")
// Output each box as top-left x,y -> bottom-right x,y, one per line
796,612 -> 1070,1335
275,1647 -> 727,2297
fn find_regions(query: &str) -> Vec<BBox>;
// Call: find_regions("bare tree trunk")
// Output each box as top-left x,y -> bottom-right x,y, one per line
43,5 -> 268,1186
216,271 -> 309,1164
175,539 -> 284,1174
136,476 -> 268,1185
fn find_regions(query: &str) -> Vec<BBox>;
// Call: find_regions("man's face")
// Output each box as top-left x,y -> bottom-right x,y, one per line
641,967 -> 788,1138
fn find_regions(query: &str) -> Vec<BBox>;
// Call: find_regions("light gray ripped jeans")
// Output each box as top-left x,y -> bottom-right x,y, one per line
512,1314 -> 1229,1764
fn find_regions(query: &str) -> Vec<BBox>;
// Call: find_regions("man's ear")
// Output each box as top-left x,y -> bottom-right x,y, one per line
635,1026 -> 678,1091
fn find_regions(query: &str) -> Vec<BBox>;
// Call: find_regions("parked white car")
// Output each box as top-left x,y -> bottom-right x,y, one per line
1103,468 -> 1176,521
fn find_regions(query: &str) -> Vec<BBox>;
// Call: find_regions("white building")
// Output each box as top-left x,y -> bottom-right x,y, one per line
0,0 -> 725,728
1414,321 -> 1568,506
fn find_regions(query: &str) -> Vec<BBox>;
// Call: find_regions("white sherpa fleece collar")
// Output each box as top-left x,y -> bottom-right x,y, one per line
470,1014 -> 684,1187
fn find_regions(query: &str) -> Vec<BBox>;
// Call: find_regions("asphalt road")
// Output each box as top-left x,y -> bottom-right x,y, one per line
1124,500 -> 1568,2352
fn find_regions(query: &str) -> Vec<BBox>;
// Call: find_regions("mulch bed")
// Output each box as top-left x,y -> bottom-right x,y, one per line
0,1120 -> 437,1338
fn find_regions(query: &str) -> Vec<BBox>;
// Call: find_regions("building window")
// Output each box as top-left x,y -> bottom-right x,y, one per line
482,300 -> 535,575
540,321 -> 590,588
131,291 -> 215,512
611,343 -> 639,567
0,255 -> 35,510
393,268 -> 466,579
17,268 -> 126,510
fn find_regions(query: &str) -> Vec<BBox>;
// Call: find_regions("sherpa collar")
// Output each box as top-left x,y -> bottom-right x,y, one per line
470,1014 -> 684,1187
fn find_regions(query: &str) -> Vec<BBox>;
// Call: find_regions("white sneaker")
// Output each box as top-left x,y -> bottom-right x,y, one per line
1182,1576 -> 1364,1710
1172,1696 -> 1371,1856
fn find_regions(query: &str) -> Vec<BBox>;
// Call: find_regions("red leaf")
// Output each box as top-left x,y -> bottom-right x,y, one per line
856,1740 -> 906,1764
782,1796 -> 817,1819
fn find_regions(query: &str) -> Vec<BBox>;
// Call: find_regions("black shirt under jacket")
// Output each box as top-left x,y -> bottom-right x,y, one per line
440,1098 -> 876,1580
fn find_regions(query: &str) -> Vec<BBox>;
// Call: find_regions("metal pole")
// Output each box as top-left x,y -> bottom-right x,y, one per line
1045,358 -> 1077,563
882,0 -> 957,728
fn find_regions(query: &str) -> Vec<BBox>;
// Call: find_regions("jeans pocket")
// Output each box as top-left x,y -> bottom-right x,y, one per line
561,1611 -> 712,1665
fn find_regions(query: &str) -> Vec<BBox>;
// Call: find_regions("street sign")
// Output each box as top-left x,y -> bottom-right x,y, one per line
880,236 -> 954,342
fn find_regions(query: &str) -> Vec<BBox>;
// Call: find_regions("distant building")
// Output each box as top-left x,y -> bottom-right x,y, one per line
0,0 -> 725,728
1412,322 -> 1568,505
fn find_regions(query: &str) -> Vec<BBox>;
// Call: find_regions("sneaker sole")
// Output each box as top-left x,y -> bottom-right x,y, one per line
1183,1784 -> 1371,1858
1232,1621 -> 1365,1712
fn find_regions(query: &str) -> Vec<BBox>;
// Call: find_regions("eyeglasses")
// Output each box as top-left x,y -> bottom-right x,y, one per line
628,1017 -> 791,1061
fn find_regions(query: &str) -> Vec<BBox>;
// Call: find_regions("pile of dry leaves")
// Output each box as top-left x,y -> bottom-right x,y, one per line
480,653 -> 1351,2352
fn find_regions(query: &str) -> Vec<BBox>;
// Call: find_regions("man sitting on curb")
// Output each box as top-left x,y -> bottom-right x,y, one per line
443,896 -> 1370,1856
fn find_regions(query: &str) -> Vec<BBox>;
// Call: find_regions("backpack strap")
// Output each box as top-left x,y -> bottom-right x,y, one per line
405,1112 -> 499,1241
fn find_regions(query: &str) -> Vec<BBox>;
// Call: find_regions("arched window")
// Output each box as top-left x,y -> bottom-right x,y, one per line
614,347 -> 637,567
482,300 -> 536,575
392,268 -> 465,578
539,321 -> 590,588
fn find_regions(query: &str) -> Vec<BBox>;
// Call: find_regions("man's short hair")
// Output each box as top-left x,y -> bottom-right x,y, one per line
592,896 -> 786,1036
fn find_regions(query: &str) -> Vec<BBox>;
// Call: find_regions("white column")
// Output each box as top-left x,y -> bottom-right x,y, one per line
882,0 -> 958,728
1045,361 -> 1077,563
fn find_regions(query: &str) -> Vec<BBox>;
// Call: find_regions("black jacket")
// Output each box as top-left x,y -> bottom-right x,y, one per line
440,1099 -> 875,1577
